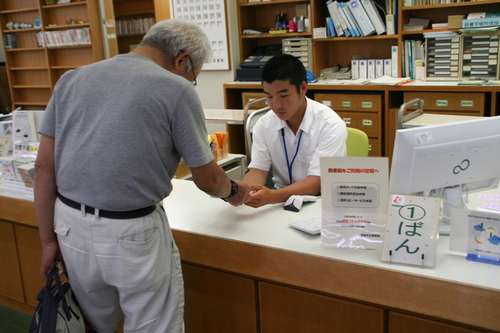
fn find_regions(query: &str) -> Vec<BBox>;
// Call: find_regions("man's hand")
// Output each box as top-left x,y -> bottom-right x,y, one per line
244,184 -> 278,208
40,240 -> 65,280
225,180 -> 253,206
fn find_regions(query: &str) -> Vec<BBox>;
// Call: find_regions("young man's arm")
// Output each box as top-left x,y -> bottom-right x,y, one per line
242,174 -> 320,208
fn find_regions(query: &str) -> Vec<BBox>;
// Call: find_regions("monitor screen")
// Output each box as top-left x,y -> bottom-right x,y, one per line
389,116 -> 500,234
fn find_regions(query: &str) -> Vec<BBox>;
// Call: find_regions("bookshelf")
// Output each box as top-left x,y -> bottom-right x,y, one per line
232,0 -> 500,159
110,0 -> 170,55
237,0 -> 500,78
0,0 -> 104,110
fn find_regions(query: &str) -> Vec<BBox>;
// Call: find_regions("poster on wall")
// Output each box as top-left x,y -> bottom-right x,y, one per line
172,0 -> 230,71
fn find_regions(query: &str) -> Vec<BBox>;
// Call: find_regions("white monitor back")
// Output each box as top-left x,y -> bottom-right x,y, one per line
390,116 -> 500,195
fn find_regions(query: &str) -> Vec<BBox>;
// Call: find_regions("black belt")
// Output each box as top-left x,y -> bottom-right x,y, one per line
57,193 -> 156,220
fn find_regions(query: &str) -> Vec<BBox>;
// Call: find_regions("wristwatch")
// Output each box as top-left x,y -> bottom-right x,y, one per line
221,180 -> 239,201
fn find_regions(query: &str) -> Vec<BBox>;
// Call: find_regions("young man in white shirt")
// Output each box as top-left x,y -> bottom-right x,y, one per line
242,54 -> 347,208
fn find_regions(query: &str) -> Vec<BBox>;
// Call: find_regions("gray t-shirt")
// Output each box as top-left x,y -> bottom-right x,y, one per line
39,53 -> 213,211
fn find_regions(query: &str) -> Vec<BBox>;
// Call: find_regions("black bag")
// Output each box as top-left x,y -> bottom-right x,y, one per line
29,267 -> 87,333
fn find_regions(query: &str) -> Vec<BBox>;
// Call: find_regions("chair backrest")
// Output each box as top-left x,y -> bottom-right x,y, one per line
346,127 -> 370,157
244,97 -> 270,160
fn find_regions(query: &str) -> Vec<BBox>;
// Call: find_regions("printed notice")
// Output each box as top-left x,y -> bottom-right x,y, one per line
320,157 -> 389,249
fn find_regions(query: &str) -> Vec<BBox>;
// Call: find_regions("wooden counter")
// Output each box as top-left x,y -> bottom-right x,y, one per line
1,182 -> 499,332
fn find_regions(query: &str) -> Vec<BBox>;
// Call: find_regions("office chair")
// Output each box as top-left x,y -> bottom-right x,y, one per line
243,97 -> 274,187
243,97 -> 270,161
346,127 -> 370,157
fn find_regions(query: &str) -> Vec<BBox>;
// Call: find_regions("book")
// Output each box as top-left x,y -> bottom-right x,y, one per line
467,12 -> 500,20
348,0 -> 376,36
360,0 -> 386,35
462,17 -> 500,28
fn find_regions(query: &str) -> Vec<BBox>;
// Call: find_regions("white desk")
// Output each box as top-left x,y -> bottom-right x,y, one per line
164,179 -> 500,332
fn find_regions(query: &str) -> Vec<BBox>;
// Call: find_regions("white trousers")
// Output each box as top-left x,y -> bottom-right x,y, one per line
54,198 -> 184,333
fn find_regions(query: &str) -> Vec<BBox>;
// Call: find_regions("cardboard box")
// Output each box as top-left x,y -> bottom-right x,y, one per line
448,15 -> 464,29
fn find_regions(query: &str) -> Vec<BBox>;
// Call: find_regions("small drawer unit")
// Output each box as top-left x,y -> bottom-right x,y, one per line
425,35 -> 461,81
282,38 -> 313,73
315,93 -> 383,156
404,92 -> 485,116
461,33 -> 499,80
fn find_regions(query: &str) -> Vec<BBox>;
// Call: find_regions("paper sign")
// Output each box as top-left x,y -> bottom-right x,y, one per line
320,157 -> 389,249
466,210 -> 500,265
381,195 -> 441,267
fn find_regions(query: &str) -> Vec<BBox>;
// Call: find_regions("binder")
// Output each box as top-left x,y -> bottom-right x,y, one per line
337,1 -> 356,36
348,0 -> 376,36
326,0 -> 345,36
326,17 -> 337,37
367,59 -> 376,78
360,0 -> 386,35
351,59 -> 360,79
375,59 -> 384,78
342,2 -> 362,36
391,45 -> 398,77
386,14 -> 395,35
383,58 -> 392,76
331,0 -> 351,37
359,59 -> 368,78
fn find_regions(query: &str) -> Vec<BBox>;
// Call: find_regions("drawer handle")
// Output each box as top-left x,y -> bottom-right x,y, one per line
436,100 -> 449,107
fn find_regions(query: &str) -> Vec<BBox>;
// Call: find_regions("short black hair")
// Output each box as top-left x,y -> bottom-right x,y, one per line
261,54 -> 307,93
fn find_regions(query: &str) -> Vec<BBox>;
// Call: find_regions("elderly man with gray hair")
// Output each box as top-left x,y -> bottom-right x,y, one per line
35,19 -> 251,333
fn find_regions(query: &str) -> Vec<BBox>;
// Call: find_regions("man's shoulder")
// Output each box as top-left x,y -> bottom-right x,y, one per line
307,99 -> 342,122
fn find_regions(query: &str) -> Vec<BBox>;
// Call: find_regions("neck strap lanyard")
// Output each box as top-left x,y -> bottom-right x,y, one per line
281,128 -> 304,185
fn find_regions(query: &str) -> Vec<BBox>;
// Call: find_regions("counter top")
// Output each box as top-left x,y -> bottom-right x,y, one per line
163,179 -> 500,292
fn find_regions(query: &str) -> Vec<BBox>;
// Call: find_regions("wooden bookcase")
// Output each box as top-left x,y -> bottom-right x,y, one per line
0,0 -> 104,110
237,0 -> 500,77
233,0 -> 500,159
110,0 -> 170,55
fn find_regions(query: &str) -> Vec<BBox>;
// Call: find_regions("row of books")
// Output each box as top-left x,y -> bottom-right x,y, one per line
403,0 -> 480,6
325,0 -> 387,37
36,28 -> 91,47
401,39 -> 425,79
116,17 -> 156,36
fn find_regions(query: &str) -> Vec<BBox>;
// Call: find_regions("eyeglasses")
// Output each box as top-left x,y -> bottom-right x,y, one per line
180,49 -> 197,86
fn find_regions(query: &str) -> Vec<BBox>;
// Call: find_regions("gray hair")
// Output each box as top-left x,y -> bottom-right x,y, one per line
140,19 -> 212,73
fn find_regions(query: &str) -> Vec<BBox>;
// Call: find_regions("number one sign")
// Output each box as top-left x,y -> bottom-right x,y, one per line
381,195 -> 441,267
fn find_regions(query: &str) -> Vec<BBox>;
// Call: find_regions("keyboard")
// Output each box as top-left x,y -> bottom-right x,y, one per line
288,217 -> 322,235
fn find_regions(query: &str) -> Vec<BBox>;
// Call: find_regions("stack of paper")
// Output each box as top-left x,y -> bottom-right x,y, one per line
369,75 -> 412,85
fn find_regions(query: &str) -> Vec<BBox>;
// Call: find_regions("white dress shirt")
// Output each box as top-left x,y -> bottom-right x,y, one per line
249,97 -> 347,189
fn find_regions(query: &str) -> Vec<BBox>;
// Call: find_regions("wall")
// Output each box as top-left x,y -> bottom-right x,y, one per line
194,0 -> 241,133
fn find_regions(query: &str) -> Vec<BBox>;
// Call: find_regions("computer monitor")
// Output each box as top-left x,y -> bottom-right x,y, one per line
389,116 -> 500,235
